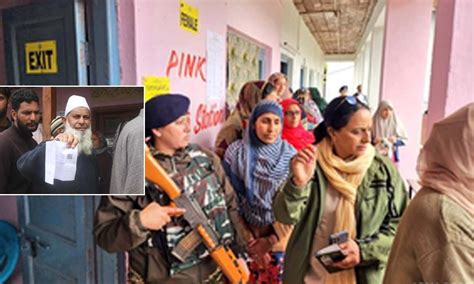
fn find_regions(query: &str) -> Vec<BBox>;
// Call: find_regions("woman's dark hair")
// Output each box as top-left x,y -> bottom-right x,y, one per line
261,82 -> 276,99
314,96 -> 370,144
293,88 -> 307,96
308,87 -> 327,112
293,88 -> 307,104
339,85 -> 348,93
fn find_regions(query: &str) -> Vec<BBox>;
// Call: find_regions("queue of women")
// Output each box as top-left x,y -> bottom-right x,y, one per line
150,72 -> 472,283
213,75 -> 472,283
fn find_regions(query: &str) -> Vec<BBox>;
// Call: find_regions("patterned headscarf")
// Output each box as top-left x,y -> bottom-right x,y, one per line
215,81 -> 265,158
224,100 -> 296,226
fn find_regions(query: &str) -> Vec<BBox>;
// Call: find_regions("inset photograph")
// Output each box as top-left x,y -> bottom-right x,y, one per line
0,86 -> 144,195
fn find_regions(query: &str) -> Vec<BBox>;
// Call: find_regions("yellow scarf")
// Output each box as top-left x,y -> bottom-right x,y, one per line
317,138 -> 375,284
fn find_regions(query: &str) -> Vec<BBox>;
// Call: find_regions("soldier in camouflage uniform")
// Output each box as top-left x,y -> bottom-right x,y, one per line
94,94 -> 251,283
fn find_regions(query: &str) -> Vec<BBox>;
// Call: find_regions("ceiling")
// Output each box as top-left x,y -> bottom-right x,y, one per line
292,0 -> 378,55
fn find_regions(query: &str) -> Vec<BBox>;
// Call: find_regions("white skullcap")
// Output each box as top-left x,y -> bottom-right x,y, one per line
65,95 -> 90,115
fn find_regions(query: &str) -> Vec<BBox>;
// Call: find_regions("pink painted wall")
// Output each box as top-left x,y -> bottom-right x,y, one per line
122,0 -> 282,148
117,0 -> 136,85
226,0 -> 282,74
426,0 -> 474,135
379,0 -> 433,179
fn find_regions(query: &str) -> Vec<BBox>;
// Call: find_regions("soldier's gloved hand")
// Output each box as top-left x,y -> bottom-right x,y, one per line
55,133 -> 79,149
139,202 -> 185,231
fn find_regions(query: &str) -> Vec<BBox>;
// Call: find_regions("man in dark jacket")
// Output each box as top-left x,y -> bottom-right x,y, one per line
0,89 -> 40,193
95,94 -> 249,283
17,95 -> 100,194
0,87 -> 12,133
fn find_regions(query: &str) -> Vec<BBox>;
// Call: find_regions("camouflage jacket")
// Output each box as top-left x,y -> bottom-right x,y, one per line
94,144 -> 250,283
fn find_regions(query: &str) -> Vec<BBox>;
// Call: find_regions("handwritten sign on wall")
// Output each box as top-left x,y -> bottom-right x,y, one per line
179,0 -> 199,34
166,50 -> 206,82
143,76 -> 171,101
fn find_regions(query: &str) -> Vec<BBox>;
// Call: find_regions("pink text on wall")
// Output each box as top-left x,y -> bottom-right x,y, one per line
194,104 -> 225,134
166,50 -> 206,82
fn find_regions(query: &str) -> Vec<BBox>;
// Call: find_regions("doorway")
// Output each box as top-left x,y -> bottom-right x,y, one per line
2,0 -> 120,85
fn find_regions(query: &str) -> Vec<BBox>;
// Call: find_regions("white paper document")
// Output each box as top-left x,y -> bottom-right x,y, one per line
45,141 -> 78,185
206,30 -> 225,102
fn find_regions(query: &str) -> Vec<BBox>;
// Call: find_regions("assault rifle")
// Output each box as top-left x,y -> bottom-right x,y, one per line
145,146 -> 249,283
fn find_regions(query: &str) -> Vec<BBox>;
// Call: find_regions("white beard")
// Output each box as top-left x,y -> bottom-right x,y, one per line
64,123 -> 93,155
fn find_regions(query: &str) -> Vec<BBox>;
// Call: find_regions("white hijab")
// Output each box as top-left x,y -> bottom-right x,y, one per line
417,103 -> 474,215
372,100 -> 408,142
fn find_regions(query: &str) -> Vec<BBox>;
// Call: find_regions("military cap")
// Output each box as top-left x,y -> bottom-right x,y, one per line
145,94 -> 190,129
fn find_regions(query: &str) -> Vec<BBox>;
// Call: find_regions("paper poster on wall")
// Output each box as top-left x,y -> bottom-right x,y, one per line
25,40 -> 58,74
143,76 -> 171,102
179,0 -> 199,34
91,87 -> 143,102
206,31 -> 225,102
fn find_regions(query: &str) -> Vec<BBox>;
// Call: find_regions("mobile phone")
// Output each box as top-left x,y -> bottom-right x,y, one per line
329,230 -> 349,245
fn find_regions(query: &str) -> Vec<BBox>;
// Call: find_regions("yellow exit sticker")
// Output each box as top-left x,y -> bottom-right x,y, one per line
25,40 -> 58,74
179,0 -> 199,34
143,76 -> 171,102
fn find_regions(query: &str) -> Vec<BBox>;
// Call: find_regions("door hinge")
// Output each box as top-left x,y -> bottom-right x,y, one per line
81,40 -> 90,67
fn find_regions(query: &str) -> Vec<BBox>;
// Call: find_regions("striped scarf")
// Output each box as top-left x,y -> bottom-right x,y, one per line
225,100 -> 296,226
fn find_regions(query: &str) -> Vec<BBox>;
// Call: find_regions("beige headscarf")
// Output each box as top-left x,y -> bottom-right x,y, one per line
372,100 -> 408,143
417,103 -> 474,215
317,138 -> 376,284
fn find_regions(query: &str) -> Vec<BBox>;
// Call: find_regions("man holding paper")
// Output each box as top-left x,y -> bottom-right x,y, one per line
0,89 -> 40,194
17,95 -> 100,194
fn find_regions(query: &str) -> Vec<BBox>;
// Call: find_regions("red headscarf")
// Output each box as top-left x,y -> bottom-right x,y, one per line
280,98 -> 315,150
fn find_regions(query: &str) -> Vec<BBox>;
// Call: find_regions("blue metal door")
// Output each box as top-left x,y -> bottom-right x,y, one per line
3,0 -> 88,85
17,196 -> 122,284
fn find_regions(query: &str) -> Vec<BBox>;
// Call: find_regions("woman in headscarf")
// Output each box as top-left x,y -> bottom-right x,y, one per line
214,80 -> 265,158
384,103 -> 473,283
268,72 -> 290,100
372,100 -> 408,162
294,88 -> 323,129
273,96 -> 408,284
309,87 -> 328,114
280,98 -> 315,150
261,81 -> 281,102
223,100 -> 297,283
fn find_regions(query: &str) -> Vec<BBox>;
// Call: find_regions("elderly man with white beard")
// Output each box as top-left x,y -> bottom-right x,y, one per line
17,95 -> 100,194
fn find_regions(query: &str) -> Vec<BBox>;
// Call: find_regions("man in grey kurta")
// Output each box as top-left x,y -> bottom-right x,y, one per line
110,109 -> 144,194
